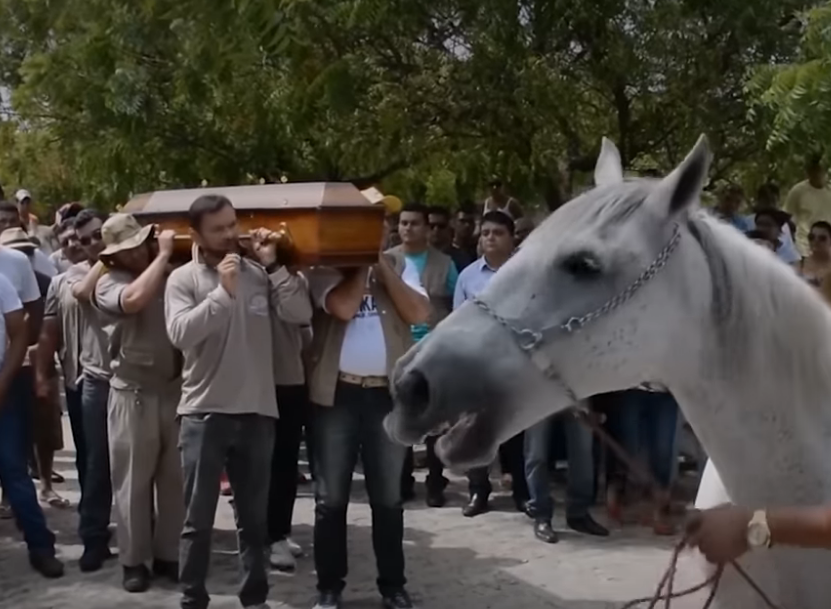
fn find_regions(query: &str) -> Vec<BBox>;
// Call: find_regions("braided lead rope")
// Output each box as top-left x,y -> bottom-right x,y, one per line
574,411 -> 783,609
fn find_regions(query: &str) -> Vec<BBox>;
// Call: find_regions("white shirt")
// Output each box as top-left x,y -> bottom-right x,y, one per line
32,249 -> 57,277
309,261 -> 426,377
0,273 -> 23,366
0,247 -> 41,304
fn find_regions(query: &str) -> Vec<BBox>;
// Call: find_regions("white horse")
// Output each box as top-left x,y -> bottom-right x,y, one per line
385,136 -> 831,608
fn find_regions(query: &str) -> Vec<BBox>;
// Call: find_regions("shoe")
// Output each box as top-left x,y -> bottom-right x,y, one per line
152,558 -> 179,582
269,540 -> 297,572
425,489 -> 446,508
567,514 -> 610,537
382,589 -> 415,608
514,497 -> 530,515
533,520 -> 559,544
29,551 -> 64,578
462,494 -> 489,518
79,544 -> 113,572
123,565 -> 151,593
245,604 -> 272,609
285,537 -> 303,558
313,590 -> 341,609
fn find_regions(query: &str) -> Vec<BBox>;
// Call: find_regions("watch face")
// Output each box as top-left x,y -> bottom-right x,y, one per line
748,522 -> 769,547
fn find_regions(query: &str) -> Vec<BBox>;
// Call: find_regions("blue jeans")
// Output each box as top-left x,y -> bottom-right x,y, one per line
524,412 -> 594,521
65,382 -> 86,494
77,374 -> 112,548
312,381 -> 407,595
608,390 -> 679,490
179,412 -> 274,609
0,370 -> 56,554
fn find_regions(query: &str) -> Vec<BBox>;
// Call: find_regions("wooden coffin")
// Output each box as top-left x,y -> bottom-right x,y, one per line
122,182 -> 386,267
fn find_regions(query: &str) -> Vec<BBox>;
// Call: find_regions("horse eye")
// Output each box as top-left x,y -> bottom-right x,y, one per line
562,253 -> 602,278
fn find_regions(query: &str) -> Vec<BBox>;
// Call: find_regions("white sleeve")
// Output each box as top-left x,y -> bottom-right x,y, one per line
33,250 -> 57,277
401,258 -> 428,297
0,274 -> 23,314
8,250 -> 40,303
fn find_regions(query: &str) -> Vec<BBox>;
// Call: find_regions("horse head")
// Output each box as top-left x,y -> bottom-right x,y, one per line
386,136 -> 717,469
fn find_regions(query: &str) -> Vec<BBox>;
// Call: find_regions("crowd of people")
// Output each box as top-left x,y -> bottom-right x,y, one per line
0,163 -> 830,609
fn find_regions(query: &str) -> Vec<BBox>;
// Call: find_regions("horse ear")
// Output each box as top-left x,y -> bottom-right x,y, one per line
647,134 -> 711,217
594,138 -> 624,187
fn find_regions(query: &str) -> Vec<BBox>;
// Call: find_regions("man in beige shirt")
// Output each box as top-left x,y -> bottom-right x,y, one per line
785,156 -> 831,253
165,194 -> 312,609
66,208 -> 115,573
90,214 -> 184,593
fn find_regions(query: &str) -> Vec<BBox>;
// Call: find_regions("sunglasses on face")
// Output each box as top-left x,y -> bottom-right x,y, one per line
79,229 -> 102,246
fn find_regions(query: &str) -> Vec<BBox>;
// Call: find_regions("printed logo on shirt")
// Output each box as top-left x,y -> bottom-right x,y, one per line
354,292 -> 379,320
248,294 -> 269,316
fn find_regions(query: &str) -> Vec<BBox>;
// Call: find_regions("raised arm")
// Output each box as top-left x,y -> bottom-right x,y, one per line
375,254 -> 430,325
323,267 -> 369,321
164,270 -> 234,350
117,231 -> 175,314
70,260 -> 106,302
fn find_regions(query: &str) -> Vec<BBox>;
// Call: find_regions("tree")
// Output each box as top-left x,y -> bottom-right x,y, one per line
747,3 -> 831,172
0,0 -> 811,212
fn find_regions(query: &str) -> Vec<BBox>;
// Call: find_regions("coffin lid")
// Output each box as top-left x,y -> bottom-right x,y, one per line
123,182 -> 381,215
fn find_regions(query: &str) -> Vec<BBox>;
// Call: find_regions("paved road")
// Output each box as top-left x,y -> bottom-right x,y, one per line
0,419 -> 710,609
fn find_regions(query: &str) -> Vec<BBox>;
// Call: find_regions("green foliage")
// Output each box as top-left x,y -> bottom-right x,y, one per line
747,3 -> 831,171
0,0 -> 812,214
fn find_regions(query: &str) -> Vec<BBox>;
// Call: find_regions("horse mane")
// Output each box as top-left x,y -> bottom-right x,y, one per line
684,210 -> 831,409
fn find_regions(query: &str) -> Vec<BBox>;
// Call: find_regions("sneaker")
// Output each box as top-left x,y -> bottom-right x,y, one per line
28,551 -> 64,578
382,589 -> 415,608
79,544 -> 113,573
123,565 -> 151,593
285,537 -> 303,558
313,591 -> 341,609
269,540 -> 296,572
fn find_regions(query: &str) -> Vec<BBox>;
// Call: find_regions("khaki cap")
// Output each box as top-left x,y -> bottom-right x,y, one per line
99,213 -> 154,258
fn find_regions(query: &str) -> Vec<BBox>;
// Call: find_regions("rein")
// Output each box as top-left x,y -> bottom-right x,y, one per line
471,223 -> 782,608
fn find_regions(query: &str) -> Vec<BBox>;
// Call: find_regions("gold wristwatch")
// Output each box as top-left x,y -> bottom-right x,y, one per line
747,510 -> 772,549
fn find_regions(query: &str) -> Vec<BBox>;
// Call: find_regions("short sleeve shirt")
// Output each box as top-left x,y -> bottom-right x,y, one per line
93,270 -> 179,387
0,247 -> 40,304
0,274 -> 23,366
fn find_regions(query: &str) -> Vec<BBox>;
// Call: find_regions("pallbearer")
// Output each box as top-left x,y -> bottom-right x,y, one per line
165,194 -> 312,609
92,214 -> 184,593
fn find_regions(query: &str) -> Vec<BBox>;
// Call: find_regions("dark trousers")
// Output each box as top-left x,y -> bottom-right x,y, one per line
0,370 -> 56,554
525,412 -> 594,521
179,413 -> 275,609
267,384 -> 307,543
606,390 -> 679,490
401,436 -> 446,496
65,382 -> 86,493
468,433 -> 529,500
78,374 -> 112,548
313,382 -> 407,595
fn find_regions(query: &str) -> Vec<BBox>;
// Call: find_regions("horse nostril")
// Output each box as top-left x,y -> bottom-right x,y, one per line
395,368 -> 431,415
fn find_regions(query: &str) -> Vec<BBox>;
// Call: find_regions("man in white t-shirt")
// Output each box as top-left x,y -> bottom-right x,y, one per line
0,272 -> 63,577
305,253 -> 429,609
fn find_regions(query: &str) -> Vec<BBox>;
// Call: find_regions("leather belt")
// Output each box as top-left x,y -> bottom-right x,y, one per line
338,372 -> 389,388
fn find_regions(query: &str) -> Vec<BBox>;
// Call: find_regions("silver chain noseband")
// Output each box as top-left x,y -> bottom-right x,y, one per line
471,223 -> 682,400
